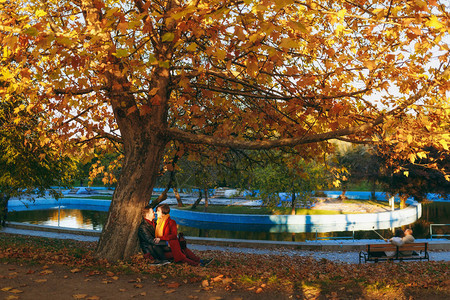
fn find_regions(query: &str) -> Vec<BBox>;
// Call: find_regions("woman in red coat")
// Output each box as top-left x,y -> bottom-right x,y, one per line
154,204 -> 200,266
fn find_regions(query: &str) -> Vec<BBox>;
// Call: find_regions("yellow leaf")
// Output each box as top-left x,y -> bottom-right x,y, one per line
72,294 -> 87,299
35,9 -> 47,17
186,43 -> 197,52
364,60 -> 376,71
162,32 -> 175,42
403,171 -> 409,177
406,134 -> 413,144
113,49 -> 129,58
417,151 -> 427,159
215,48 -> 226,61
337,9 -> 346,19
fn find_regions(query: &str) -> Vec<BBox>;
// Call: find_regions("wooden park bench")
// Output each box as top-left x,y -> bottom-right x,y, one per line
359,242 -> 429,263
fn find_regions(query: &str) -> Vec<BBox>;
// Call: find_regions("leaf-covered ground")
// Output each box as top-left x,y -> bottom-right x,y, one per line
0,233 -> 448,299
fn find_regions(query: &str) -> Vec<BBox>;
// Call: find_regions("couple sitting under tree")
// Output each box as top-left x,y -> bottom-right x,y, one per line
138,204 -> 213,266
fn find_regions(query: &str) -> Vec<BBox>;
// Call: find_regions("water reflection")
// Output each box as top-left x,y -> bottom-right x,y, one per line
6,202 -> 449,241
8,208 -> 107,231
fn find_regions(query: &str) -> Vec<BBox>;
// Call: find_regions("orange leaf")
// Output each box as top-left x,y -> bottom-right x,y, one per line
167,282 -> 180,288
201,280 -> 209,287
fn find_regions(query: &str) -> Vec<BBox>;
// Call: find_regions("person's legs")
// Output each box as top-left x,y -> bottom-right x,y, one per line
183,248 -> 200,263
148,245 -> 168,262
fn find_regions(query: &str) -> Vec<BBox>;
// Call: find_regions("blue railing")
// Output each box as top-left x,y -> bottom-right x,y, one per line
430,224 -> 450,240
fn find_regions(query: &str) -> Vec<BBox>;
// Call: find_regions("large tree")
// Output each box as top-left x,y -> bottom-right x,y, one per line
1,0 -> 449,260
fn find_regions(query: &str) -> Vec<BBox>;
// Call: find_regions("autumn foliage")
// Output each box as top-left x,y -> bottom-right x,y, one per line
1,0 -> 449,260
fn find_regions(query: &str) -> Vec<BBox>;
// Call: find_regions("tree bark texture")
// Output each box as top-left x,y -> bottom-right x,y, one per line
95,135 -> 167,261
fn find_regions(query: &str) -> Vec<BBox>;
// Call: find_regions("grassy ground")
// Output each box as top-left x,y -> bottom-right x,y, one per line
0,233 -> 448,300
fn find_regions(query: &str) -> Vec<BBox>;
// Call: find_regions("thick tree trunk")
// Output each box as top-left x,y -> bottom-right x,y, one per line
95,140 -> 166,261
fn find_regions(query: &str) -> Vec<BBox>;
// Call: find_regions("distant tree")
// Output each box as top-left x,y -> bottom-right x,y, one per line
0,98 -> 77,226
333,144 -> 383,199
378,146 -> 450,208
250,152 -> 329,214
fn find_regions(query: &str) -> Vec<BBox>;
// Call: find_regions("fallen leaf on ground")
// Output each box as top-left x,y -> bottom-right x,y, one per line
201,280 -> 209,287
167,282 -> 180,288
86,296 -> 100,300
165,289 -> 176,294
5,296 -> 19,300
73,294 -> 87,299
134,284 -> 143,288
40,270 -> 53,275
9,289 -> 23,294
1,287 -> 13,292
71,268 -> 82,273
255,287 -> 263,294
34,279 -> 48,283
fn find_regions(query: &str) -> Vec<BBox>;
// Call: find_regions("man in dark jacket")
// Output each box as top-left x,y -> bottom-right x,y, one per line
138,205 -> 171,265
138,204 -> 214,267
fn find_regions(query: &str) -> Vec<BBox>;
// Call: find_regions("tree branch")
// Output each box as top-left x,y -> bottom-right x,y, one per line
164,65 -> 450,149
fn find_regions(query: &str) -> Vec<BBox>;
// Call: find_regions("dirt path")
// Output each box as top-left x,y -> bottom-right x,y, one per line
0,262 -> 278,300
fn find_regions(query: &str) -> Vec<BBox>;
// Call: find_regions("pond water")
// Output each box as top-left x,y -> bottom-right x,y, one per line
7,202 -> 449,241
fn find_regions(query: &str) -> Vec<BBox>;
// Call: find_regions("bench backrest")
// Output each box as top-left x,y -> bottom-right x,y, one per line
367,242 -> 428,252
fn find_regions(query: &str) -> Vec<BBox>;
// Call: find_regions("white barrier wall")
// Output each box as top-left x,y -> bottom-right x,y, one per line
8,197 -> 421,233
